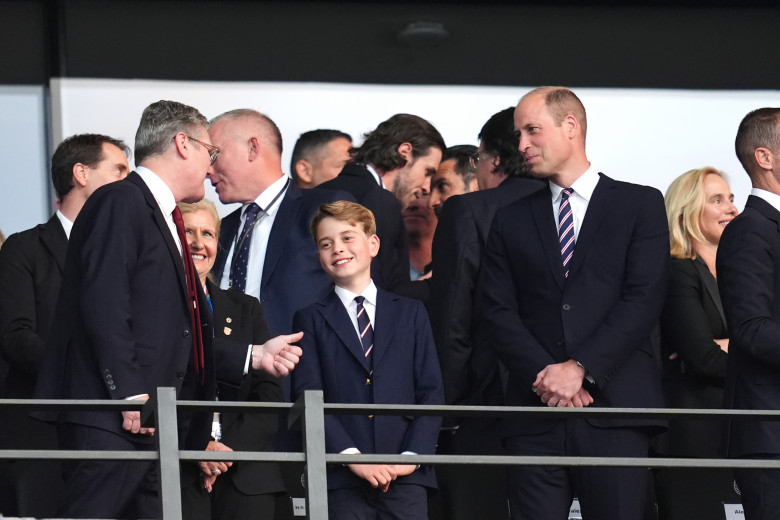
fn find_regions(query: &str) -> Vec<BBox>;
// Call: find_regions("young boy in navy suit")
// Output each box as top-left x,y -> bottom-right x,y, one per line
292,200 -> 444,520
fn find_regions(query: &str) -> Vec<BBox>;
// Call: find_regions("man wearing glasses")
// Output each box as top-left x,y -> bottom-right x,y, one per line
34,101 -> 301,519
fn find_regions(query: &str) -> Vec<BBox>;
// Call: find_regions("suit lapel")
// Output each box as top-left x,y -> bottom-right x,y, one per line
531,188 -> 566,291
261,183 -> 299,292
692,257 -> 727,331
748,194 -> 780,232
319,291 -> 372,373
40,214 -> 68,273
567,173 -> 614,280
214,209 -> 240,282
127,172 -> 187,297
371,289 -> 399,368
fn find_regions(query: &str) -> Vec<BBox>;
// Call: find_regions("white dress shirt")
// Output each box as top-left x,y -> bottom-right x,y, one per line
334,281 -> 378,340
136,166 -> 181,254
55,210 -> 74,239
550,165 -> 600,240
219,174 -> 289,300
751,187 -> 780,213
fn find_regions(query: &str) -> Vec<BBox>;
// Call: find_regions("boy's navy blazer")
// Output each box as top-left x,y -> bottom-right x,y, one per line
292,288 -> 444,489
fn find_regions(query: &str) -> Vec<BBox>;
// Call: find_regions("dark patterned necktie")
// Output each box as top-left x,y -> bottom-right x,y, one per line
354,296 -> 373,358
172,207 -> 205,384
230,202 -> 262,292
558,188 -> 576,278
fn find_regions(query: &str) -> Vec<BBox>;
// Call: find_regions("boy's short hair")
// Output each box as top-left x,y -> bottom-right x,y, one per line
310,200 -> 377,240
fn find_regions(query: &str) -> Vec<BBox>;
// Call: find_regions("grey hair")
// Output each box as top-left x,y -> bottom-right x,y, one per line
134,100 -> 208,165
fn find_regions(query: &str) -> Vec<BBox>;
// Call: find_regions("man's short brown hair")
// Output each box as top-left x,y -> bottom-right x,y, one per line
310,200 -> 377,241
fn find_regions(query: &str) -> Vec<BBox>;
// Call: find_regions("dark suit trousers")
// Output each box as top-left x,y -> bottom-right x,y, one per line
57,423 -> 159,519
328,483 -> 427,520
504,420 -> 651,520
181,471 -> 276,520
734,457 -> 780,520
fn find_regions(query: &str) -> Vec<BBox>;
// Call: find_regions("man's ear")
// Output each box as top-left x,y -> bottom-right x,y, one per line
172,132 -> 190,159
248,136 -> 261,161
755,147 -> 774,171
564,113 -> 580,140
72,163 -> 88,188
295,160 -> 313,185
397,142 -> 413,164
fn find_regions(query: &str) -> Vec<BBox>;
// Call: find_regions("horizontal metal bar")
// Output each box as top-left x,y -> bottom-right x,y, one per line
0,449 -> 157,461
177,450 -> 306,463
326,453 -> 780,470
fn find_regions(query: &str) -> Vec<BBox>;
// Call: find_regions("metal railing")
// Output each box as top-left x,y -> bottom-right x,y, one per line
3,389 -> 780,519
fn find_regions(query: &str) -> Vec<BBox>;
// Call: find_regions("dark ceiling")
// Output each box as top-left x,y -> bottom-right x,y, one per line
4,0 -> 780,89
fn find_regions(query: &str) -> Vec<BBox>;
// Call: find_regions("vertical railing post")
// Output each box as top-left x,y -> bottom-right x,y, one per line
303,390 -> 328,520
154,388 -> 183,520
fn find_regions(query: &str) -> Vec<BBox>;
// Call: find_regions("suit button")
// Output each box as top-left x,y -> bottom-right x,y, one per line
106,377 -> 114,384
562,304 -> 571,311
109,384 -> 117,391
365,378 -> 371,386
183,329 -> 190,337
176,372 -> 185,379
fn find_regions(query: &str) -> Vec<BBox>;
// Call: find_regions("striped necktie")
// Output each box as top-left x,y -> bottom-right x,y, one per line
354,296 -> 373,358
558,188 -> 576,278
230,202 -> 262,292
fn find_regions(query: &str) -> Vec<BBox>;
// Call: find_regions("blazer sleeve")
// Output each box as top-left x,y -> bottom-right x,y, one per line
479,209 -> 557,387
429,195 -> 481,405
717,211 -> 780,369
0,233 -> 45,374
660,259 -> 727,379
401,301 -> 444,455
291,307 -> 358,452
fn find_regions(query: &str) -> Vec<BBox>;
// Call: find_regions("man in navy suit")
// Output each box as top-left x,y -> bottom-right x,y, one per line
718,107 -> 780,519
207,109 -> 354,338
0,133 -> 130,517
480,87 -> 668,519
292,200 -> 443,520
34,101 -> 301,519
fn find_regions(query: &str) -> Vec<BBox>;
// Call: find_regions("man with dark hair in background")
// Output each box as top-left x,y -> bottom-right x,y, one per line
290,129 -> 352,189
429,144 -> 479,216
718,107 -> 780,520
428,108 -> 543,520
33,102 -> 301,519
0,133 -> 130,517
319,114 -> 445,293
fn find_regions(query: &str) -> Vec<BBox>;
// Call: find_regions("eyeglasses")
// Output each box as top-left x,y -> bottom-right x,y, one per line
186,135 -> 220,164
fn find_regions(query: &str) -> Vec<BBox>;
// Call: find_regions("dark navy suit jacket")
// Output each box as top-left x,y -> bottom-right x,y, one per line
34,172 -> 247,449
212,182 -> 353,337
718,195 -> 780,458
291,288 -> 444,490
480,173 -> 669,436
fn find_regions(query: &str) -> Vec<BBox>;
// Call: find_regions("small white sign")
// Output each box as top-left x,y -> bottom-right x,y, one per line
569,498 -> 582,519
724,504 -> 745,520
293,497 -> 307,517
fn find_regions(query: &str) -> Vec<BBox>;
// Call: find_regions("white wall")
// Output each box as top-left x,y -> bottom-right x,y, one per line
6,79 -> 780,232
0,86 -> 49,236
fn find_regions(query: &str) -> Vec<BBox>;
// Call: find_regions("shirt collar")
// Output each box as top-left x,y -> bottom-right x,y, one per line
751,187 -> 780,214
55,210 -> 73,239
334,280 -> 378,309
365,164 -> 383,187
135,166 -> 177,217
246,174 -> 289,217
550,165 -> 600,202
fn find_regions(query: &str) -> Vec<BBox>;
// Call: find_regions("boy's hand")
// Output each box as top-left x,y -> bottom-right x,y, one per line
348,464 -> 398,491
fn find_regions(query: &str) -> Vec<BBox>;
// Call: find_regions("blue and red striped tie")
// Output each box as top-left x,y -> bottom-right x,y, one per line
558,188 -> 576,278
354,296 -> 373,358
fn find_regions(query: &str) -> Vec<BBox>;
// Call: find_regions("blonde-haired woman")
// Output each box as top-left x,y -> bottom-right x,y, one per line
654,167 -> 739,519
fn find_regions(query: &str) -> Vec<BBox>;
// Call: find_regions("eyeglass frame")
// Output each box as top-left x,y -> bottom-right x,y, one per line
184,135 -> 220,164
